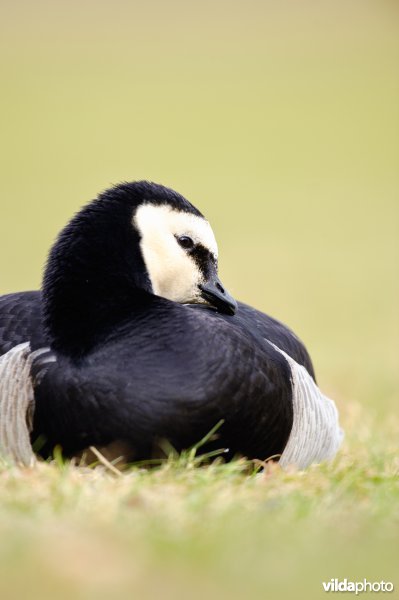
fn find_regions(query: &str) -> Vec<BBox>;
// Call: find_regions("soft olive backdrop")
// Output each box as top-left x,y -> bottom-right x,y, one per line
0,2 -> 398,598
2,0 -> 397,413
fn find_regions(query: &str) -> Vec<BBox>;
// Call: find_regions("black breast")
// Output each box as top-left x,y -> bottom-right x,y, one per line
30,299 -> 297,461
0,291 -> 313,463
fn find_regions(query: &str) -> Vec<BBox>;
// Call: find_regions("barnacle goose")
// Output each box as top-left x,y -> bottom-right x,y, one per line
0,181 -> 343,467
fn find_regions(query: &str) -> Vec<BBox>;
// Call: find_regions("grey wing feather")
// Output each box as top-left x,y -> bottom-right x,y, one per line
0,292 -> 46,355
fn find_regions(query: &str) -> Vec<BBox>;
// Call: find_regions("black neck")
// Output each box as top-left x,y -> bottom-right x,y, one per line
42,195 -> 152,357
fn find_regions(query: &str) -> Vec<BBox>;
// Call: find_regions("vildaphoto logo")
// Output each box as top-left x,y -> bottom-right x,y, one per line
322,579 -> 394,594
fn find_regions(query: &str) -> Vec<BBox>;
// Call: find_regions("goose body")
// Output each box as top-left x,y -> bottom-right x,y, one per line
0,182 -> 342,465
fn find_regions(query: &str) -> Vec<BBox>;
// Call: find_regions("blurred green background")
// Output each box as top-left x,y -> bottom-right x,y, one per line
0,2 -> 398,598
1,0 -> 398,413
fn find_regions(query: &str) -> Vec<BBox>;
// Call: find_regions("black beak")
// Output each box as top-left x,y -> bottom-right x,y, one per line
199,277 -> 237,316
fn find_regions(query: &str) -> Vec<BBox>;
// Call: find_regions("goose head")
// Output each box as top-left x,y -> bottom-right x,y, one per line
43,181 -> 236,355
134,196 -> 236,315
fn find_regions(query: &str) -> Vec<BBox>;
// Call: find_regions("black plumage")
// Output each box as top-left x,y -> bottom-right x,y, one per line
0,181 -> 315,462
0,291 -> 44,354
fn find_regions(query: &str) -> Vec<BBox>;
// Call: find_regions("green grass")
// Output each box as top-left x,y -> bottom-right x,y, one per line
0,408 -> 397,600
0,0 -> 398,598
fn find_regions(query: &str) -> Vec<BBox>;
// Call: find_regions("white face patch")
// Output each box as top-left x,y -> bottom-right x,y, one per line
134,204 -> 218,303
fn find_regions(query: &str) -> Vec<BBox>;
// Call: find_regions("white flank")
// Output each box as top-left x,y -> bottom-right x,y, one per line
269,342 -> 344,470
0,342 -> 36,466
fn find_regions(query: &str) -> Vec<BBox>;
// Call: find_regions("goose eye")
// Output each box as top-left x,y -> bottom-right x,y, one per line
177,235 -> 194,250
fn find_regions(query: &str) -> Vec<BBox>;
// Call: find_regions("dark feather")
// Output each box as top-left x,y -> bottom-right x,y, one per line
0,182 -> 316,462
